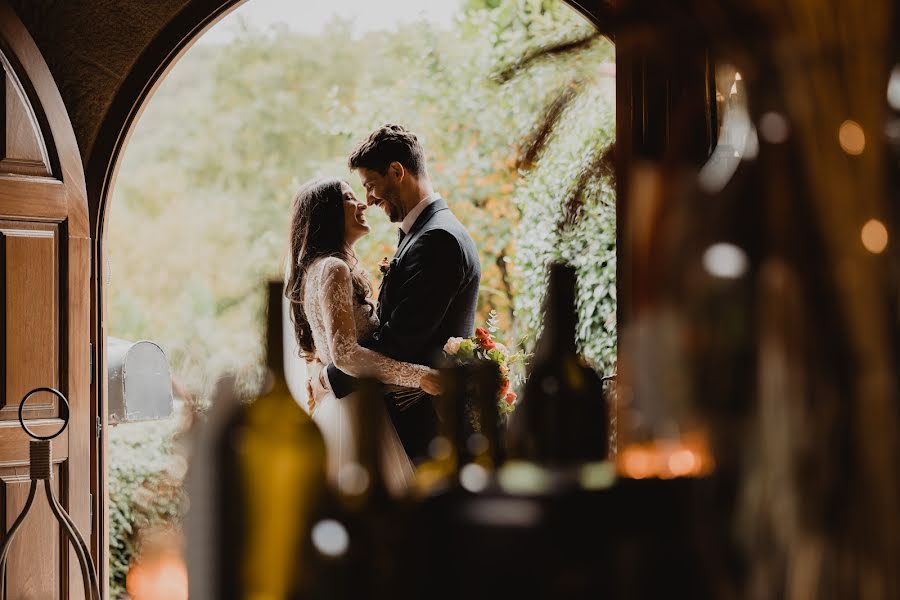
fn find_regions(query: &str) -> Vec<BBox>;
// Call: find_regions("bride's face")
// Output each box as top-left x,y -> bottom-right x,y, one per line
341,181 -> 370,245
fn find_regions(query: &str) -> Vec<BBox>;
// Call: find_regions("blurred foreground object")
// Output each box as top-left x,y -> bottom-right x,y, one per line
186,281 -> 327,599
185,373 -> 241,600
508,262 -> 608,463
314,378 -> 411,599
218,280 -> 328,599
613,0 -> 900,597
126,527 -> 187,600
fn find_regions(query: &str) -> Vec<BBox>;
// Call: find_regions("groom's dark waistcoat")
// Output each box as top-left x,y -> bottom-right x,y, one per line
326,197 -> 480,458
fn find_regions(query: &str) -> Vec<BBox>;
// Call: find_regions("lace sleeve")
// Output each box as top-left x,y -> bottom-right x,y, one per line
316,257 -> 433,388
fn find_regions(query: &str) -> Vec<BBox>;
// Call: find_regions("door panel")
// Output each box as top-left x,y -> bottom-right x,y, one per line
0,421 -> 67,461
0,2 -> 93,598
2,468 -> 62,599
0,46 -> 52,177
3,224 -> 59,419
0,179 -> 67,221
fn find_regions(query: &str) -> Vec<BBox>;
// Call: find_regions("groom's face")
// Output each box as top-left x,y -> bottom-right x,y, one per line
357,166 -> 403,223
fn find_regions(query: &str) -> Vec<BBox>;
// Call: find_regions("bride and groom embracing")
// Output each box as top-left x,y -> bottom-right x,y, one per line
286,123 -> 481,493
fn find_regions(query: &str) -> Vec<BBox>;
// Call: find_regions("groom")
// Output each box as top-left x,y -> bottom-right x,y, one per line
315,123 -> 480,463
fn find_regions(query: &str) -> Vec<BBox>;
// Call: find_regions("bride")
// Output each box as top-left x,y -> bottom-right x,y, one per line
284,176 -> 441,495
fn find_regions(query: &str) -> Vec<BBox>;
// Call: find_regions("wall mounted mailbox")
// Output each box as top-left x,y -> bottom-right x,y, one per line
107,337 -> 174,424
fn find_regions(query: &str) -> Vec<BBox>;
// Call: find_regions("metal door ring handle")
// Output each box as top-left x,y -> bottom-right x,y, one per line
18,387 -> 69,440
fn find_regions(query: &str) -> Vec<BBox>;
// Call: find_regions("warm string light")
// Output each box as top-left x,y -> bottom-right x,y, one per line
617,433 -> 714,479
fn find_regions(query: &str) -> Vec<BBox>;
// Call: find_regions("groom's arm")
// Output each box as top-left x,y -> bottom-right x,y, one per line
325,361 -> 357,399
324,229 -> 466,398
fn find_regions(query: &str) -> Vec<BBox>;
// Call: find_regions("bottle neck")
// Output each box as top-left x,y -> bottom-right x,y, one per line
353,379 -> 389,496
539,264 -> 578,355
266,280 -> 286,379
444,365 -> 472,470
471,362 -> 502,469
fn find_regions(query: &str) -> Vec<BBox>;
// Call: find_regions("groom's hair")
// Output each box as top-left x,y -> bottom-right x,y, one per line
348,124 -> 426,176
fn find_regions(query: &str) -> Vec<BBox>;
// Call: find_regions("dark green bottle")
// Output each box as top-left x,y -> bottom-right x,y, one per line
509,263 -> 608,464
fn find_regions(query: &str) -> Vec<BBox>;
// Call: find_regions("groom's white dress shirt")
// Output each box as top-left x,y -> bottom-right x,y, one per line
318,192 -> 440,396
400,192 -> 438,235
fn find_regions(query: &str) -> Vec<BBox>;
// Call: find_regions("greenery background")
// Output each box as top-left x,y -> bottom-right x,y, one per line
106,0 -> 615,595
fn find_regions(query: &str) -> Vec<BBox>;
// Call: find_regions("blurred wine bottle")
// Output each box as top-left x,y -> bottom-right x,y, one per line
413,364 -> 467,496
508,262 -> 608,464
217,280 -> 328,599
469,362 -> 505,471
186,373 -> 241,600
334,377 -> 411,600
463,361 -> 504,486
415,363 -> 495,600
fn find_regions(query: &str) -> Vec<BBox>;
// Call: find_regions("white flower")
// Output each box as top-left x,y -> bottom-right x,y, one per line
443,337 -> 464,355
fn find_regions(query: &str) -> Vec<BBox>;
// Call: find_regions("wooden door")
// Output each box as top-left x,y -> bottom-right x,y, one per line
0,2 -> 92,598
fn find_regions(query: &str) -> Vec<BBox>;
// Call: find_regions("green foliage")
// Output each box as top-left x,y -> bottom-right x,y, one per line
108,420 -> 185,597
511,80 -> 616,374
108,1 -> 615,399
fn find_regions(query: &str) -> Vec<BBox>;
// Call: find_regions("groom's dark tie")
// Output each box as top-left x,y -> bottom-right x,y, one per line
397,228 -> 406,244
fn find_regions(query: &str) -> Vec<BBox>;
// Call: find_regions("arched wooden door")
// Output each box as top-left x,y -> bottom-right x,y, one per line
0,2 -> 92,598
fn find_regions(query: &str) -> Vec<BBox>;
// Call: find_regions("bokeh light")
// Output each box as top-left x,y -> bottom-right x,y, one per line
497,461 -> 552,495
888,65 -> 900,110
759,112 -> 790,143
428,436 -> 452,461
126,557 -> 188,600
460,463 -> 490,493
337,462 -> 369,496
667,449 -> 698,477
311,519 -> 350,558
861,219 -> 889,254
838,120 -> 866,155
702,243 -> 749,279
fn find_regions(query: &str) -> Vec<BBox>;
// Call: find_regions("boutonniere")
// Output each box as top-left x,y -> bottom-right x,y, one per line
379,257 -> 401,278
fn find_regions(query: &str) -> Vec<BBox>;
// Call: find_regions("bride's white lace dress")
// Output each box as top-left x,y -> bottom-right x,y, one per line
303,256 -> 430,495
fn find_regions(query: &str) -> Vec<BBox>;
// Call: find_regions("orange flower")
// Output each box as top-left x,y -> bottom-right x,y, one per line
504,391 -> 517,405
474,328 -> 496,350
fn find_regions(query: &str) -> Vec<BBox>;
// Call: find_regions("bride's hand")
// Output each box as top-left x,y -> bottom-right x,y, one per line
420,370 -> 443,396
306,378 -> 317,414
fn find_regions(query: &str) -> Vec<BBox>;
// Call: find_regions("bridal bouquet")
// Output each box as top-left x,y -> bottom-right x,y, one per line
442,311 -> 524,417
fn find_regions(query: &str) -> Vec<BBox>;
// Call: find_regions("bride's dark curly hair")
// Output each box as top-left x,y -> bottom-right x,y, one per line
285,177 -> 374,358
